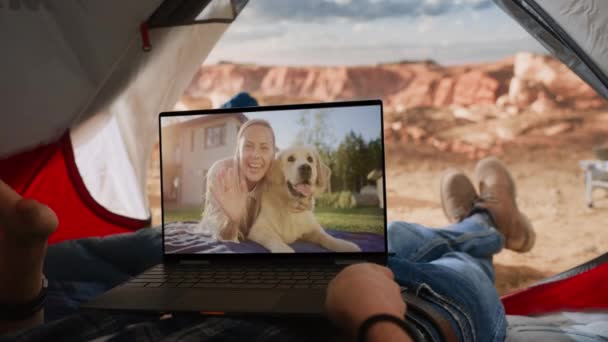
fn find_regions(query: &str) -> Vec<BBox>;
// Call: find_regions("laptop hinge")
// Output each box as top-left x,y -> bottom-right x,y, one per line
179,260 -> 210,265
334,259 -> 366,265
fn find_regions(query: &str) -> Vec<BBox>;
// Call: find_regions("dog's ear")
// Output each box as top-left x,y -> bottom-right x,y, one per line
314,151 -> 331,194
266,152 -> 285,186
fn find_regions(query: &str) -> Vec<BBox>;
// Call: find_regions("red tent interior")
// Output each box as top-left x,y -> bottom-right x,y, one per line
501,254 -> 608,315
0,134 -> 148,245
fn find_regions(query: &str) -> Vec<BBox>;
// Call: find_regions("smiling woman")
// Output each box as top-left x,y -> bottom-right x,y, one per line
194,119 -> 278,242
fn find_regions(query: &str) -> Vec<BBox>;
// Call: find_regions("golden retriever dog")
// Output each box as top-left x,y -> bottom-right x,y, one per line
247,145 -> 362,253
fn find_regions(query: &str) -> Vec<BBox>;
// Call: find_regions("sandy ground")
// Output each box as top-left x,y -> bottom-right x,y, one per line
385,112 -> 608,295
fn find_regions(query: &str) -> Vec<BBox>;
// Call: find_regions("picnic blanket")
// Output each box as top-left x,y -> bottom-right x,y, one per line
164,222 -> 385,254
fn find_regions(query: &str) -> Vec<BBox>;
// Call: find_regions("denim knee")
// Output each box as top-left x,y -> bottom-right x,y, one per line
387,221 -> 420,251
388,221 -> 413,240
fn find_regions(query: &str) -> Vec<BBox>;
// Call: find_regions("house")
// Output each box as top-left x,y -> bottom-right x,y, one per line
161,113 -> 248,207
367,169 -> 384,208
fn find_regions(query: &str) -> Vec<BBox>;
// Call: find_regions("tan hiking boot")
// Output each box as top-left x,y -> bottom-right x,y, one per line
440,168 -> 478,223
473,157 -> 535,253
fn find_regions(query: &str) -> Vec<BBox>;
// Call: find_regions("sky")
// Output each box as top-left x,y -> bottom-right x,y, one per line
246,105 -> 382,150
162,105 -> 382,150
205,0 -> 546,66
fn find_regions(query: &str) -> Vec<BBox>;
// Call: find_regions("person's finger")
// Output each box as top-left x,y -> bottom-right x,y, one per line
211,172 -> 226,198
222,168 -> 232,192
240,177 -> 248,193
215,169 -> 222,186
370,264 -> 395,280
230,168 -> 239,192
13,199 -> 58,239
0,181 -> 58,243
0,180 -> 22,222
218,170 -> 229,193
210,184 -> 222,204
228,168 -> 237,192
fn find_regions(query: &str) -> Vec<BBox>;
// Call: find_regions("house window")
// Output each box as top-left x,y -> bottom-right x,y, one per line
205,124 -> 226,148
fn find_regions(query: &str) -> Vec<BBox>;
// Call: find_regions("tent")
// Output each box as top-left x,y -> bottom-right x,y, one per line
493,0 -> 608,99
0,0 -> 606,315
0,0 -> 247,243
491,0 -> 608,315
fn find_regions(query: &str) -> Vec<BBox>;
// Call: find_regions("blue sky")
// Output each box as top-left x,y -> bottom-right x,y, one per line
206,0 -> 546,66
245,105 -> 382,150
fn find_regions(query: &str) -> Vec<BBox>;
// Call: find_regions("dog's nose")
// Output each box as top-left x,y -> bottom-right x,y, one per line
299,164 -> 312,179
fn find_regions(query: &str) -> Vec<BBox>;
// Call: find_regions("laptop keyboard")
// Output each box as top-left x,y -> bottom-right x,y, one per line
120,264 -> 342,290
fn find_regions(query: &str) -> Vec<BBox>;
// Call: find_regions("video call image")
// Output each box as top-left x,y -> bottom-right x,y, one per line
161,105 -> 385,254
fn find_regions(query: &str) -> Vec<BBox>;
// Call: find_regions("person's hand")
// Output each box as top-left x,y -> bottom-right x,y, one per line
210,166 -> 248,224
0,180 -> 58,333
326,263 -> 410,342
0,180 -> 57,300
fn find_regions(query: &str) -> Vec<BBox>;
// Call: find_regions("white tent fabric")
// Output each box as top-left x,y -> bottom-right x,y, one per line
1,0 -> 246,220
72,22 -> 232,219
535,0 -> 608,79
494,0 -> 608,100
0,0 -> 162,157
538,0 -> 608,79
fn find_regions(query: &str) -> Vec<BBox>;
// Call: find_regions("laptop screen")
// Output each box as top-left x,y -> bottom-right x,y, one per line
160,101 -> 386,255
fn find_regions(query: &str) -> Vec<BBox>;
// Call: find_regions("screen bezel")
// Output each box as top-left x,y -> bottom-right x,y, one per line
159,99 -> 387,263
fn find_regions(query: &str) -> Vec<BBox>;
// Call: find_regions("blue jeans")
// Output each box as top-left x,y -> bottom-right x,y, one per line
388,213 -> 507,342
39,214 -> 507,341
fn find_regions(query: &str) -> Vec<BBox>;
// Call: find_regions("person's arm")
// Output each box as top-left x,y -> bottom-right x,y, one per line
203,161 -> 248,241
326,263 -> 412,342
0,180 -> 58,335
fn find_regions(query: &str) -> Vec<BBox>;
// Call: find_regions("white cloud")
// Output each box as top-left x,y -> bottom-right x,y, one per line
328,0 -> 353,5
205,0 -> 545,66
243,0 -> 493,22
352,22 -> 370,32
417,16 -> 435,33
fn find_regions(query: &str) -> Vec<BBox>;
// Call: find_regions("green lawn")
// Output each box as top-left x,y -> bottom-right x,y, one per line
164,207 -> 201,223
314,207 -> 385,234
164,206 -> 385,235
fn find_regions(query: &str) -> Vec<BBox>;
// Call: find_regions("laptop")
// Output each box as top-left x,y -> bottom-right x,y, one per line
83,100 -> 388,315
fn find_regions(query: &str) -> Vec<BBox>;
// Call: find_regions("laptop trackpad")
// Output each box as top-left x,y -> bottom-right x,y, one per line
169,290 -> 282,312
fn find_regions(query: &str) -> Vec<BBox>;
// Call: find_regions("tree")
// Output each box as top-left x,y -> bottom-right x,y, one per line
295,113 -> 382,193
295,110 -> 339,189
368,137 -> 383,172
334,131 -> 370,192
295,109 -> 336,156
332,132 -> 383,193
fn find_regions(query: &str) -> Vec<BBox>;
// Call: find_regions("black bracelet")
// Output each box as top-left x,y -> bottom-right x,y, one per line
0,277 -> 48,321
357,313 -> 420,342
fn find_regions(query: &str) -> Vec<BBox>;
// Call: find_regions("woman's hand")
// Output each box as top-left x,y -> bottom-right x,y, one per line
326,263 -> 411,342
210,166 -> 248,224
